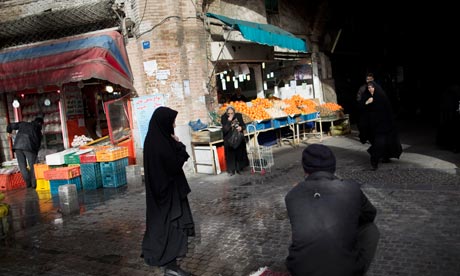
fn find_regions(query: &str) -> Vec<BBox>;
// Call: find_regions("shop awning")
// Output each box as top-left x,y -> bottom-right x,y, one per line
0,29 -> 134,93
206,13 -> 308,53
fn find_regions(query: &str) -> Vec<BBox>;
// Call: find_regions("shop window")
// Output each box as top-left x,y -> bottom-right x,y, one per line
104,94 -> 132,144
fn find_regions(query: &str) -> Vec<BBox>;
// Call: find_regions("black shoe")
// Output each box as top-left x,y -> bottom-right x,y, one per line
164,267 -> 191,276
227,172 -> 234,176
236,170 -> 241,175
381,158 -> 391,163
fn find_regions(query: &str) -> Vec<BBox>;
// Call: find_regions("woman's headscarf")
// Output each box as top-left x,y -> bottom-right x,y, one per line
144,106 -> 178,149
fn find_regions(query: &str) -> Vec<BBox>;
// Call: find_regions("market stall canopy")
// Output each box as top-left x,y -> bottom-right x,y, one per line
206,13 -> 308,53
0,29 -> 134,93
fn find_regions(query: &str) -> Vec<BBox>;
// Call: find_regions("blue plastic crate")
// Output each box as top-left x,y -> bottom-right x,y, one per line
301,112 -> 319,121
80,163 -> 102,190
247,120 -> 272,133
49,177 -> 82,195
287,115 -> 300,124
99,158 -> 128,176
272,117 -> 288,128
102,170 -> 127,188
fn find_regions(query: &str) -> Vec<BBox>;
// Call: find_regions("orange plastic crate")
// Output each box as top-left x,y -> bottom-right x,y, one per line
34,164 -> 50,179
43,166 -> 81,180
96,147 -> 129,162
0,173 -> 26,191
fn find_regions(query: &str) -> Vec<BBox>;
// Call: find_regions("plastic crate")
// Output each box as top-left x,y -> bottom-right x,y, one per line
0,173 -> 26,191
80,163 -> 102,190
36,178 -> 50,191
99,158 -> 128,176
272,117 -> 288,128
102,171 -> 127,188
37,190 -> 52,200
288,114 -> 300,124
44,166 -> 81,180
34,164 -> 50,179
247,120 -> 272,133
49,177 -> 81,195
96,147 -> 129,162
64,153 -> 80,164
79,152 -> 97,163
300,112 -> 319,122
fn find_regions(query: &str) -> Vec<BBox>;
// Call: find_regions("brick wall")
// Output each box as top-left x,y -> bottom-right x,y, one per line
128,0 -> 208,126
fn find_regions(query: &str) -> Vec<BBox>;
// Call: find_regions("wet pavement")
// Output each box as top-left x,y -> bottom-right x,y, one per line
1,118 -> 460,276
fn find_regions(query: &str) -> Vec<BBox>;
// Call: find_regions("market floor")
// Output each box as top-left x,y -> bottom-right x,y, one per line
1,117 -> 460,276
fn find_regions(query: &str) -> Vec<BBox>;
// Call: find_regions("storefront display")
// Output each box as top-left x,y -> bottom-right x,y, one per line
15,91 -> 64,151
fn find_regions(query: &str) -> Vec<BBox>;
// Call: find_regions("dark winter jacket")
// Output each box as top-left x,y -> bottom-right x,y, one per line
7,121 -> 43,153
285,171 -> 377,276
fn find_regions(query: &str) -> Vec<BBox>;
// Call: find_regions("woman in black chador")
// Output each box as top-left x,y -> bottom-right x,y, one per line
221,106 -> 249,175
359,81 -> 402,170
141,106 -> 194,276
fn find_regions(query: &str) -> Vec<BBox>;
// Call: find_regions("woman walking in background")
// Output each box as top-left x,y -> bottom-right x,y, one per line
141,106 -> 195,276
359,81 -> 402,170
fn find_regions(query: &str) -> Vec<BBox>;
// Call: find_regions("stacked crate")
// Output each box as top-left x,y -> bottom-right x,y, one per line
43,166 -> 81,195
0,172 -> 26,191
34,164 -> 50,192
79,151 -> 102,190
96,147 -> 129,188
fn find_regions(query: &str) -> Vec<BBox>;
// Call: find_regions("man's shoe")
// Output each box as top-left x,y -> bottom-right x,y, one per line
164,267 -> 191,276
381,158 -> 391,163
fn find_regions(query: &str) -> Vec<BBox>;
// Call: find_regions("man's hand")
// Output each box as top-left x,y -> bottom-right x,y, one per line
365,97 -> 374,105
171,134 -> 180,142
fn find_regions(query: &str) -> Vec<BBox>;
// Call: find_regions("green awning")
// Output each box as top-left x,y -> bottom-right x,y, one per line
207,12 -> 307,53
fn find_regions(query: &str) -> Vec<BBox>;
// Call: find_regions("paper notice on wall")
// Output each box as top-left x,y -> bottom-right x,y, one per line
156,70 -> 170,80
131,94 -> 165,147
143,60 -> 157,76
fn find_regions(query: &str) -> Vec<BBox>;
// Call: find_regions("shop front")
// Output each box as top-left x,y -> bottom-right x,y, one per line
0,28 -> 135,157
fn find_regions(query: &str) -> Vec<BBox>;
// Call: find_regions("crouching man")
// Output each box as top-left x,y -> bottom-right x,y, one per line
285,144 -> 380,276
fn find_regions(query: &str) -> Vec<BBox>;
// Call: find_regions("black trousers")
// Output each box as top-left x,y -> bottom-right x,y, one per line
15,150 -> 38,188
355,222 -> 380,275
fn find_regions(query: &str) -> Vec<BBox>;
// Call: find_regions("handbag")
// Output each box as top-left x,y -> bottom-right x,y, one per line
228,128 -> 244,149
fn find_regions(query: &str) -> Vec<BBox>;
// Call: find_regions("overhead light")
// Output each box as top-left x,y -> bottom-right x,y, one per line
226,76 -> 230,82
246,74 -> 250,81
262,62 -> 265,69
105,85 -> 114,93
263,81 -> 267,90
12,99 -> 20,108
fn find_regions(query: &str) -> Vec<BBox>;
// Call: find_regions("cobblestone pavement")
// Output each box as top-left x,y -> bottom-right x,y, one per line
1,120 -> 460,276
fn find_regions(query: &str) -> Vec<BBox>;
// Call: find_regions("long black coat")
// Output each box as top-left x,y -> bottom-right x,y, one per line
359,84 -> 402,159
221,112 -> 249,172
285,171 -> 377,276
141,107 -> 194,267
